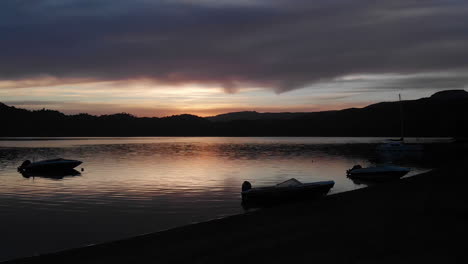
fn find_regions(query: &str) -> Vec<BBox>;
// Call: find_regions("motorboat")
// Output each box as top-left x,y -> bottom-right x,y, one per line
346,164 -> 410,181
20,169 -> 81,180
18,158 -> 82,173
241,178 -> 335,207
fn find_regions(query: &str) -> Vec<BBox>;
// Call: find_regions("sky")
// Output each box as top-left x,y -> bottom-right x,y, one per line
1,0 -> 468,117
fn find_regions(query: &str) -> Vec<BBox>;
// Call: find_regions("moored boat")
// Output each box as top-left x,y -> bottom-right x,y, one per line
375,94 -> 423,152
20,169 -> 81,179
18,158 -> 82,173
376,140 -> 423,152
346,164 -> 410,181
241,178 -> 335,207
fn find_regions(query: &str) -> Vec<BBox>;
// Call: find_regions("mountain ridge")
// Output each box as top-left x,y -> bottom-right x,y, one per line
1,90 -> 467,137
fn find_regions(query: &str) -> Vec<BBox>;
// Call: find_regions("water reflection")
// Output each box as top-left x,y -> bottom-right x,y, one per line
0,137 -> 435,261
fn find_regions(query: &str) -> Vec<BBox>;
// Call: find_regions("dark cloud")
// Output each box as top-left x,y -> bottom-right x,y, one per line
1,0 -> 468,92
4,100 -> 64,106
332,71 -> 468,91
381,73 -> 468,90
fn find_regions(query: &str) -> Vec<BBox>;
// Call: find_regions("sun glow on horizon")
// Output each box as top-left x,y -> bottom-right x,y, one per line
1,74 -> 460,117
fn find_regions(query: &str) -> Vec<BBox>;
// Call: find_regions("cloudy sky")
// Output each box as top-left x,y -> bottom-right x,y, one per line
1,0 -> 468,116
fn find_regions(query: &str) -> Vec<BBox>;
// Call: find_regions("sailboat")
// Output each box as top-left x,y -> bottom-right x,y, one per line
376,94 -> 423,151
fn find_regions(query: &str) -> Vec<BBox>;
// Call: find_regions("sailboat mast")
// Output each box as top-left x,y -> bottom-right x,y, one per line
399,94 -> 404,141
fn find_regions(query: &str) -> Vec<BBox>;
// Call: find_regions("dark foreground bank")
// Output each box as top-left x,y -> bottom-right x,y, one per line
6,158 -> 468,264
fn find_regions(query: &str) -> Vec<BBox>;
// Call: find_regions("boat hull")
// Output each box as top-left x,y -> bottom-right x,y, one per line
19,159 -> 82,173
20,169 -> 81,179
376,142 -> 423,152
347,169 -> 409,181
241,181 -> 334,207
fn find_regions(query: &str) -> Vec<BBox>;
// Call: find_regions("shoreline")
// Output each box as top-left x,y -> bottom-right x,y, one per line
5,157 -> 468,263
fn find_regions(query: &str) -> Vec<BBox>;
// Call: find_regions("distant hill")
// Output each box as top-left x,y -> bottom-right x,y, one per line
206,111 -> 308,122
0,104 -> 210,137
1,90 -> 467,137
429,89 -> 468,100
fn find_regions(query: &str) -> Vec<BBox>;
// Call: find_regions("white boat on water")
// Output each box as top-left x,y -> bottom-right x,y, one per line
18,158 -> 82,173
347,164 -> 410,181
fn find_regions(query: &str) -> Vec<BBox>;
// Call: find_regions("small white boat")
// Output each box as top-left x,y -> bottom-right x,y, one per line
347,164 -> 410,181
18,158 -> 82,173
241,178 -> 335,207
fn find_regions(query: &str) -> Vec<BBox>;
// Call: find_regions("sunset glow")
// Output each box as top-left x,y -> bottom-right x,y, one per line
1,0 -> 468,116
1,75 -> 462,117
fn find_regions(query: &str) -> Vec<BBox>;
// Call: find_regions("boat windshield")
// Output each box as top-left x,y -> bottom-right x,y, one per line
276,178 -> 302,187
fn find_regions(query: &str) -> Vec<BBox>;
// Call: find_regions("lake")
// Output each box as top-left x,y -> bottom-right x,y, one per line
0,137 -> 435,261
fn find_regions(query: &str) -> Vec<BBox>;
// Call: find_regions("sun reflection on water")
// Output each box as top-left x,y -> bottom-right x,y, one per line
0,137 -> 432,261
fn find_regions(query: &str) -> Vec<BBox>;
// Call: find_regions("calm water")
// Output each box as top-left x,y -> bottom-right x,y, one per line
0,137 -> 435,261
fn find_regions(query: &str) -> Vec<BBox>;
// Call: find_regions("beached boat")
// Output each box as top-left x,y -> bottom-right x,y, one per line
241,178 -> 334,206
346,164 -> 410,181
18,158 -> 82,173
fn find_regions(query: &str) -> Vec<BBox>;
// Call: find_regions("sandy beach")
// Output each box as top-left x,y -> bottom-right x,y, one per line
6,155 -> 468,264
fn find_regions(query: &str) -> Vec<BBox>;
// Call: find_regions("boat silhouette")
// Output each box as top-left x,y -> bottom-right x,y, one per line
20,168 -> 81,180
241,178 -> 334,208
347,164 -> 410,181
18,158 -> 82,173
